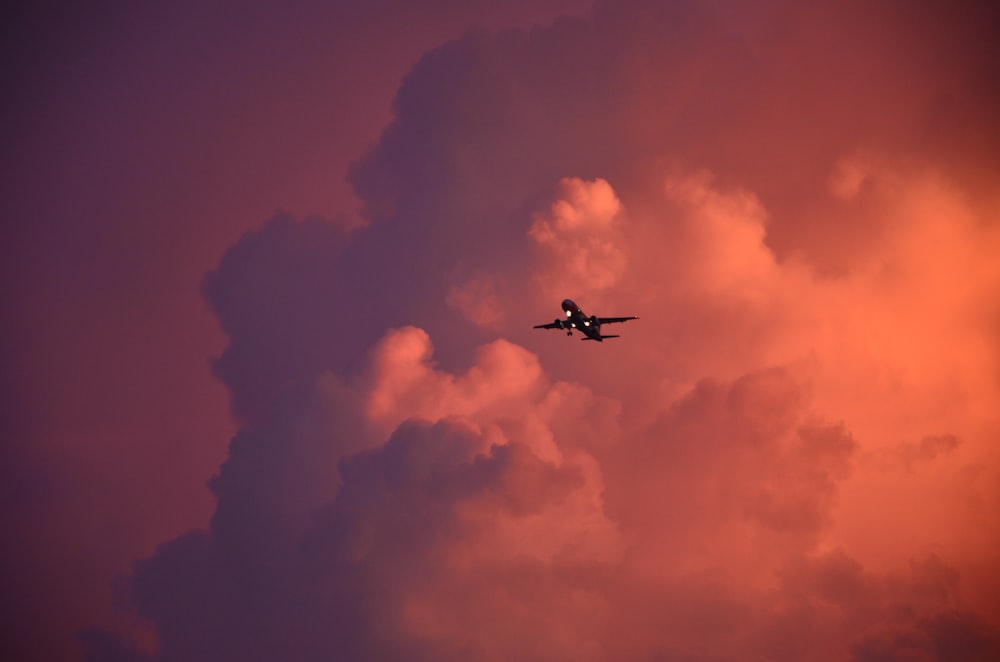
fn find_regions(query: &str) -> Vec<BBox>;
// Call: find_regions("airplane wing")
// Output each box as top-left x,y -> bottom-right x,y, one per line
533,321 -> 564,330
597,316 -> 639,325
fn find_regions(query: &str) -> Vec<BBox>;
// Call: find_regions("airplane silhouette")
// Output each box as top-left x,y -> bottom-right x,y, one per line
533,299 -> 638,341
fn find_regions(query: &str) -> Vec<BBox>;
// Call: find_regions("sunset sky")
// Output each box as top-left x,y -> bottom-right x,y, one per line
2,1 -> 999,660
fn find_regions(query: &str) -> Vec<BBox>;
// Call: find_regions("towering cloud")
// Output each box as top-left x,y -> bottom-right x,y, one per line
82,1 -> 999,660
529,177 -> 626,300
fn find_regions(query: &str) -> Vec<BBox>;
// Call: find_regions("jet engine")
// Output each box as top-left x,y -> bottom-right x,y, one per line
554,318 -> 565,329
590,315 -> 599,327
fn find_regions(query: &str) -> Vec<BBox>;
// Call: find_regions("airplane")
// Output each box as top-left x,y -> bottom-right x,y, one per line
533,299 -> 639,341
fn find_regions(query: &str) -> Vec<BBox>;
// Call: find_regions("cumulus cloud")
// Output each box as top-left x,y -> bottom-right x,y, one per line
85,0 -> 1000,660
529,177 -> 626,300
662,171 -> 775,295
201,215 -> 352,425
84,321 -> 625,661
364,327 -> 548,439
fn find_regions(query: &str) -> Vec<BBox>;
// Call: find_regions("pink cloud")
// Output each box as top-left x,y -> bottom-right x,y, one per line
364,327 -> 548,436
529,177 -> 626,301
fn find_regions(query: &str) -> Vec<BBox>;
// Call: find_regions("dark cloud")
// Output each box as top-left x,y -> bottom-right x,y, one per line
78,629 -> 150,662
851,609 -> 1000,662
898,434 -> 962,470
84,416 -> 599,661
202,215 -> 352,424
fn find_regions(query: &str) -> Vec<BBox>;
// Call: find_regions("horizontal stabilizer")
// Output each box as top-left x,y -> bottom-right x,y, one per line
582,334 -> 620,341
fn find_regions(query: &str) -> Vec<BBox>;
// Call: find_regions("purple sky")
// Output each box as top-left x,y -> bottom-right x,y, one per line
3,2 -> 999,660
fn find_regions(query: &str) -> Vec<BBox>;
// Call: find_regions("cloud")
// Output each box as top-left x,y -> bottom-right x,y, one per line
364,327 -> 549,439
886,434 -> 963,473
529,177 -> 625,301
201,215 -> 352,425
83,1 -> 1000,660
84,329 -> 624,661
319,418 -> 614,660
87,322 -> 997,659
529,177 -> 626,301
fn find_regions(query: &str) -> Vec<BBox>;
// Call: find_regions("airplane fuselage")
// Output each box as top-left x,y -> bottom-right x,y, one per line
559,299 -> 606,341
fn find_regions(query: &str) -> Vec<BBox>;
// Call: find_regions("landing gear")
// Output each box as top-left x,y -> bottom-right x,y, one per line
567,331 -> 573,336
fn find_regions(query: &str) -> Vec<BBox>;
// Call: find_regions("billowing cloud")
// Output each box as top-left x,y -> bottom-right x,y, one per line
81,322 -> 625,661
81,1 -> 999,660
364,327 -> 549,441
529,177 -> 626,300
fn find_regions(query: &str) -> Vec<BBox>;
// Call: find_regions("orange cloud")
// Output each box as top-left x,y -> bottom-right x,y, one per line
529,177 -> 626,301
365,327 -> 547,438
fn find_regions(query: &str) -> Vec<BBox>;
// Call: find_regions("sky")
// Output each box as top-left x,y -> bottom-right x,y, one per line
2,1 -> 998,660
